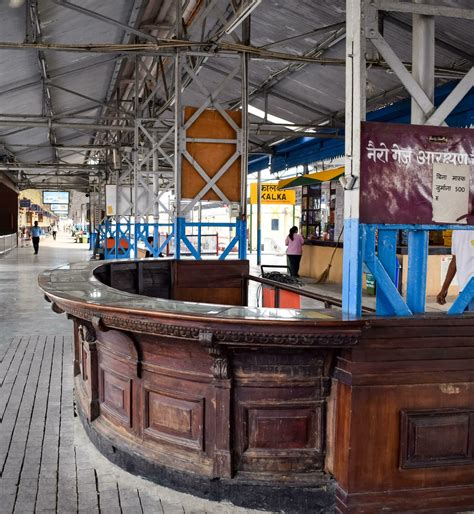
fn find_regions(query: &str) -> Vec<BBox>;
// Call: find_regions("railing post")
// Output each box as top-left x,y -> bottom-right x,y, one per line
376,228 -> 399,316
406,230 -> 429,313
274,287 -> 280,308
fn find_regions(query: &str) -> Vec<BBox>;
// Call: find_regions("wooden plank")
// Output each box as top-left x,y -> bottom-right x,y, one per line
0,336 -> 39,477
0,336 -> 30,418
35,335 -> 63,512
0,336 -> 21,383
14,335 -> 53,512
58,336 -> 78,513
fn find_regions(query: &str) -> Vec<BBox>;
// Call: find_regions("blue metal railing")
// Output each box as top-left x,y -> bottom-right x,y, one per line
97,217 -> 247,261
361,224 -> 473,316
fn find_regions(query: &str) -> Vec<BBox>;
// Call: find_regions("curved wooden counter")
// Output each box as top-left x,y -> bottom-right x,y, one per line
40,259 -> 474,513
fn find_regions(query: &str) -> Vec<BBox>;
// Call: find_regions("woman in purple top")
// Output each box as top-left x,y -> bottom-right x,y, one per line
285,226 -> 304,277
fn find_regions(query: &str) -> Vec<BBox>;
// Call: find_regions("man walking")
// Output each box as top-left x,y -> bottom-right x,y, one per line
31,221 -> 42,255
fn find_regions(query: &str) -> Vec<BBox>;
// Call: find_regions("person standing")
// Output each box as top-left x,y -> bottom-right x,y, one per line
31,221 -> 42,255
285,226 -> 305,277
437,229 -> 474,311
52,225 -> 57,240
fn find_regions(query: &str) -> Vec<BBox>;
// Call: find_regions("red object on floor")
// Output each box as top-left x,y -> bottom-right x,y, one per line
262,286 -> 301,308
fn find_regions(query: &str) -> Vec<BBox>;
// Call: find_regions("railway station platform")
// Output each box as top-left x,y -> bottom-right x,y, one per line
0,234 -> 261,514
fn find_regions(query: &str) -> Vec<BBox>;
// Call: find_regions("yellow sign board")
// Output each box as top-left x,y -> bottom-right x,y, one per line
250,183 -> 296,205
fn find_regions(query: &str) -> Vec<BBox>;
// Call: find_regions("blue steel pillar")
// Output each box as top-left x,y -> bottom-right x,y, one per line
238,217 -> 247,259
174,216 -> 184,259
406,230 -> 429,313
342,219 -> 363,318
376,228 -> 399,315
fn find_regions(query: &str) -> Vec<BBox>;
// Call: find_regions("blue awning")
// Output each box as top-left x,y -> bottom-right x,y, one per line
248,80 -> 474,174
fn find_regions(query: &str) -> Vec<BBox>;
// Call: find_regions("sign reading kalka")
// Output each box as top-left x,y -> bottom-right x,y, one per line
360,122 -> 474,225
250,183 -> 296,205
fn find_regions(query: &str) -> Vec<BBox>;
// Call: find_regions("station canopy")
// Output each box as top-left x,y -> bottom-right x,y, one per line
277,167 -> 344,189
0,0 -> 472,191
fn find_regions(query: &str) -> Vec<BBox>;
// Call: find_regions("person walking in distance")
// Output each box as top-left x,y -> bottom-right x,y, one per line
52,225 -> 57,240
285,226 -> 304,277
31,221 -> 42,255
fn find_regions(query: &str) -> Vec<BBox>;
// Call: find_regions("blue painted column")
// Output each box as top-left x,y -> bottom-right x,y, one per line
342,218 -> 364,318
197,224 -> 202,257
406,230 -> 429,313
376,228 -> 399,315
175,216 -> 184,259
238,217 -> 247,259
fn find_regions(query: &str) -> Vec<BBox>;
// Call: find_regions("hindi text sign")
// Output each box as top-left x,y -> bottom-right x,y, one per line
360,122 -> 474,225
432,164 -> 470,224
250,183 -> 296,205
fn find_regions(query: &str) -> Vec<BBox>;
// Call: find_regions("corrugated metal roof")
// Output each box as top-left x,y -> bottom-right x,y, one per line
0,0 -> 472,189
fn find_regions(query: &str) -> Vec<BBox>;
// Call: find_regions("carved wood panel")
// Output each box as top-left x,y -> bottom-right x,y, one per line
400,409 -> 474,469
143,385 -> 204,451
99,367 -> 132,427
236,399 -> 325,473
247,406 -> 319,450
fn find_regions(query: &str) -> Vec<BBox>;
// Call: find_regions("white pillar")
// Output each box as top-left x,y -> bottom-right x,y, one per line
411,0 -> 435,124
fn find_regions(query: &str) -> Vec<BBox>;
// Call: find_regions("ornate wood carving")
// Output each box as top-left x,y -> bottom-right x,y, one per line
211,358 -> 230,380
77,321 -> 99,420
78,322 -> 96,343
60,304 -> 363,349
199,330 -> 231,380
198,330 -> 233,477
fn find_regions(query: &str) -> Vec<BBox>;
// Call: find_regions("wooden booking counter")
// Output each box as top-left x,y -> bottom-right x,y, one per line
301,240 -> 459,296
39,259 -> 474,513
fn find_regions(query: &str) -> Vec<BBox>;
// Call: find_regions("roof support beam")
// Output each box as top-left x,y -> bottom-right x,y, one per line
0,163 -> 103,170
27,0 -> 59,162
47,83 -> 133,118
373,1 -> 474,20
425,67 -> 474,125
368,31 -> 436,118
51,0 -> 158,42
385,14 -> 474,65
259,21 -> 346,49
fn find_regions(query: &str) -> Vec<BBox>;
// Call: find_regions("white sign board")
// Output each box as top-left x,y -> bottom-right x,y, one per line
105,185 -> 158,217
432,163 -> 470,224
105,185 -> 117,216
